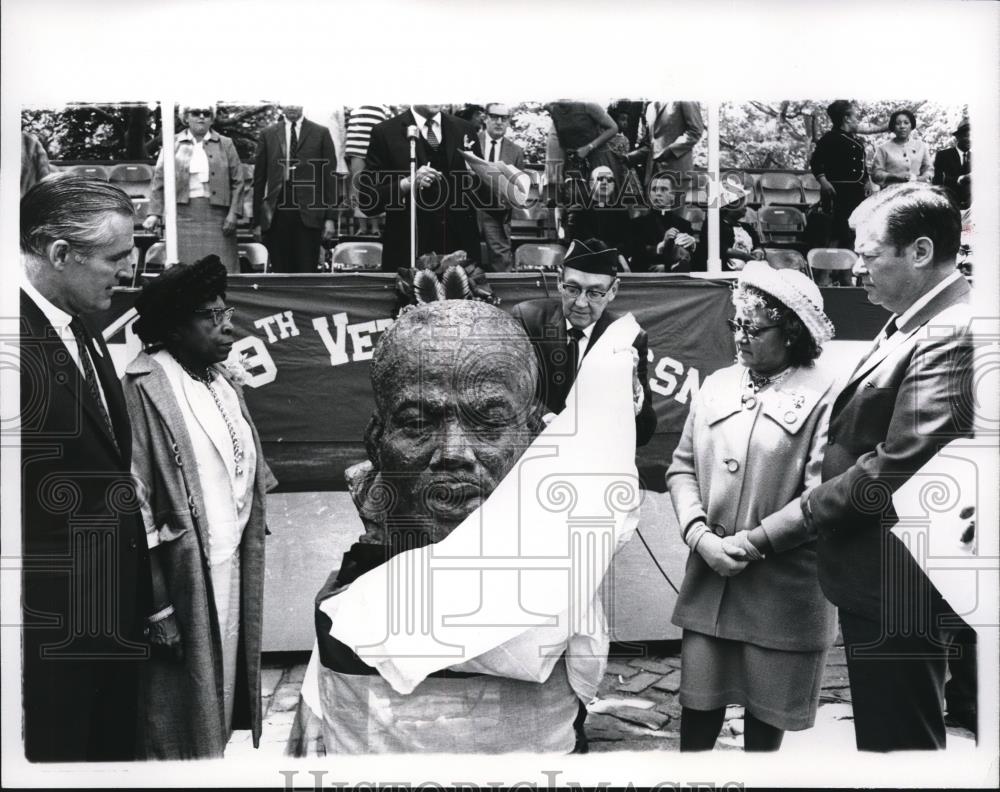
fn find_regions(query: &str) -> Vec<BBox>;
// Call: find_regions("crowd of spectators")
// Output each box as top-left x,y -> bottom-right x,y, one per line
21,99 -> 973,283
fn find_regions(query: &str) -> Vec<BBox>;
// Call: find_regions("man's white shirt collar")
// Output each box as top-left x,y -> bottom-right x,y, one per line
410,107 -> 442,137
895,270 -> 964,330
22,276 -> 73,335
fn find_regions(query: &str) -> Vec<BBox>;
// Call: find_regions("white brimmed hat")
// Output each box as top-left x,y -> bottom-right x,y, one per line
738,261 -> 835,344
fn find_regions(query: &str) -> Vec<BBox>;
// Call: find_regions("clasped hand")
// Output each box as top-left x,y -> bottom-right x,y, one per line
697,530 -> 762,577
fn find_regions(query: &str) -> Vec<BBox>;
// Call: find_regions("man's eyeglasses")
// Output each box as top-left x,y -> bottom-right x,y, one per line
487,113 -> 510,121
187,109 -> 213,118
559,282 -> 610,302
193,307 -> 235,326
727,319 -> 779,339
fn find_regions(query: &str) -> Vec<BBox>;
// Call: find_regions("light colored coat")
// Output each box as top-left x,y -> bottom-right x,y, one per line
666,363 -> 837,651
149,129 -> 244,216
123,352 -> 276,759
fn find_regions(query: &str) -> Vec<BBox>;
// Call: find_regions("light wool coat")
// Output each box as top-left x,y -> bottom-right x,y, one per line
666,363 -> 838,651
124,352 -> 276,759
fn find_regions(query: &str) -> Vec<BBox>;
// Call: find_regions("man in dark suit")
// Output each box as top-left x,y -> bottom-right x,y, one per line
627,173 -> 697,272
802,183 -> 975,751
20,175 -> 151,761
477,103 -> 525,272
359,104 -> 485,271
252,105 -> 338,273
511,238 -> 657,447
932,118 -> 971,210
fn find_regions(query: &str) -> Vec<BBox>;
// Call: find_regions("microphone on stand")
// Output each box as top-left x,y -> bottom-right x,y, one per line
407,125 -> 419,270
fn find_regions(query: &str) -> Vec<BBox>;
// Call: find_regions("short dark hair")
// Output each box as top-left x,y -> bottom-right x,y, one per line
888,109 -> 917,133
733,284 -> 822,367
133,255 -> 228,346
826,100 -> 855,129
850,183 -> 961,265
21,173 -> 134,257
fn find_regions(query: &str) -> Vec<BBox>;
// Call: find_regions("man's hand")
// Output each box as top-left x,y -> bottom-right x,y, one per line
663,227 -> 679,241
222,212 -> 238,236
863,180 -> 875,197
574,144 -> 592,159
819,177 -> 837,199
142,214 -> 161,233
402,165 -> 443,195
148,612 -> 184,664
322,219 -> 336,244
675,232 -> 697,250
751,248 -> 766,261
697,534 -> 749,577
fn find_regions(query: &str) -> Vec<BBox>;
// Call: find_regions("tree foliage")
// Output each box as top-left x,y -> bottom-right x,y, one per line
719,99 -> 968,171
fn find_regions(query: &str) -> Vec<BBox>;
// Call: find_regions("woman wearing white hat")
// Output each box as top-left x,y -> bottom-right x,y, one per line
666,263 -> 838,751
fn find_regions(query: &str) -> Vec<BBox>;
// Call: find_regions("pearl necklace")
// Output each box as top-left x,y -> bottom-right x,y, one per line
180,362 -> 246,477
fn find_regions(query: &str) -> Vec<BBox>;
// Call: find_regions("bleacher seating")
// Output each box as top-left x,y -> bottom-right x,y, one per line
142,241 -> 166,273
514,243 -> 564,271
722,172 -> 759,206
757,205 -> 807,247
238,242 -> 269,273
759,172 -> 803,205
800,173 -> 821,205
511,204 -> 552,237
109,163 -> 153,197
131,198 -> 150,227
807,248 -> 856,274
330,241 -> 382,271
71,164 -> 110,181
764,248 -> 810,276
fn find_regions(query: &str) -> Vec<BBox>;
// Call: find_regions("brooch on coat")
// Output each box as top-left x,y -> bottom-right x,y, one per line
463,134 -> 476,152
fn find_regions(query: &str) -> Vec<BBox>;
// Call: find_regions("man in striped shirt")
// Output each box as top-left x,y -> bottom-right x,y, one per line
345,105 -> 392,234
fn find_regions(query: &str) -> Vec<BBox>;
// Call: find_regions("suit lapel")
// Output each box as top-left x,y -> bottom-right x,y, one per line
836,276 -> 972,408
21,293 -> 123,461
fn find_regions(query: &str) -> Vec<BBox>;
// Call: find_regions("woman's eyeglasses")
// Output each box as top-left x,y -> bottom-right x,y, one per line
727,319 -> 779,339
193,307 -> 235,326
559,282 -> 610,302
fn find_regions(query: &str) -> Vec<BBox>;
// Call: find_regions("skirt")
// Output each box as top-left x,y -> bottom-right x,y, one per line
210,550 -> 242,737
679,630 -> 827,731
177,196 -> 239,272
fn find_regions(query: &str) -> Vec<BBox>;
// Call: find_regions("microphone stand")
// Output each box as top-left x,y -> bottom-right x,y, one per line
408,125 -> 418,271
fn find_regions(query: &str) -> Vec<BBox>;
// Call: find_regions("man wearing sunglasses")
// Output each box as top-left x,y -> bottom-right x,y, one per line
511,238 -> 657,447
477,103 -> 525,272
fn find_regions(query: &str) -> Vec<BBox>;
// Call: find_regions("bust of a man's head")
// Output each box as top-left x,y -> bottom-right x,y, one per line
363,301 -> 542,541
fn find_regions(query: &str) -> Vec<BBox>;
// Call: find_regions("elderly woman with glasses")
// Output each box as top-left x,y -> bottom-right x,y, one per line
123,256 -> 275,758
665,263 -> 838,752
145,104 -> 244,272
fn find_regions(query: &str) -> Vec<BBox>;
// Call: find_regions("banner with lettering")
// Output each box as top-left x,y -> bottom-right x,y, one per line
101,274 -> 889,491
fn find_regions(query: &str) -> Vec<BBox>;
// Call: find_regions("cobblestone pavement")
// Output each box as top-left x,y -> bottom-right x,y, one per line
226,640 -> 976,758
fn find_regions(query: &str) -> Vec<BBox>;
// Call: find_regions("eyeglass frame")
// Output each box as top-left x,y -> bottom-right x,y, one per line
726,318 -> 781,339
558,281 -> 614,303
186,108 -> 214,118
192,307 -> 235,326
486,112 -> 510,121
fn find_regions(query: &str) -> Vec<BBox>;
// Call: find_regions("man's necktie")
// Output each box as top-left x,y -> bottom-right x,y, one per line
567,326 -> 585,374
425,120 -> 439,150
289,123 -> 299,160
883,317 -> 899,342
69,317 -> 119,452
489,140 -> 497,163
962,151 -> 970,171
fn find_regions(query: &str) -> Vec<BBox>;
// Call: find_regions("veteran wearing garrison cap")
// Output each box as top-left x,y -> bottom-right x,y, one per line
511,238 -> 657,447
